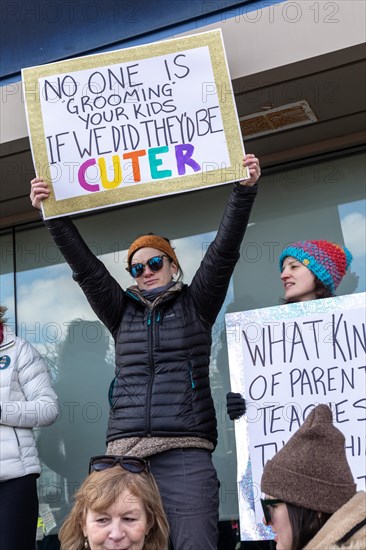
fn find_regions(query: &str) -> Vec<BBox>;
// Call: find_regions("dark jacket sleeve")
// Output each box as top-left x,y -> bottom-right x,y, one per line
44,217 -> 125,335
189,182 -> 258,325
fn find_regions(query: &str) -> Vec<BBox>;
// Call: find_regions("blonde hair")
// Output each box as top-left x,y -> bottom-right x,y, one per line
0,305 -> 7,326
59,466 -> 169,550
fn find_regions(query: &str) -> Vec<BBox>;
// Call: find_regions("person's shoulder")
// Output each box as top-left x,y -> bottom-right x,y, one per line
12,335 -> 43,364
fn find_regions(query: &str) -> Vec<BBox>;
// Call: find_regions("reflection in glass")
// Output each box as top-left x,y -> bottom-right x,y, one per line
36,319 -> 114,531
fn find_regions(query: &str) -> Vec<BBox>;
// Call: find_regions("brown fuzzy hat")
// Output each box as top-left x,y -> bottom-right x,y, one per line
127,234 -> 180,268
261,405 -> 356,514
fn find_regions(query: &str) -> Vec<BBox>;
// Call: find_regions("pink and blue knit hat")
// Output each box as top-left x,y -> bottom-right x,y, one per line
279,240 -> 352,294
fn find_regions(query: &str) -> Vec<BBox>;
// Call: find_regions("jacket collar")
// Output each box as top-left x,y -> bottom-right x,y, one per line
126,282 -> 184,310
304,492 -> 366,549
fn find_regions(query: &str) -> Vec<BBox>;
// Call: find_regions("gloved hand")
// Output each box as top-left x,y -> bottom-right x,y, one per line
226,392 -> 246,420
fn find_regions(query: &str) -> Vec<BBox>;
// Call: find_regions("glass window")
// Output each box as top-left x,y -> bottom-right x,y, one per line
11,150 -> 366,534
339,199 -> 366,292
0,232 -> 15,327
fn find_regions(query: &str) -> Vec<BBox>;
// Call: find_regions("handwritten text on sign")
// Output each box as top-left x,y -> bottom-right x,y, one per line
243,311 -> 365,468
225,294 -> 366,540
39,47 -> 229,200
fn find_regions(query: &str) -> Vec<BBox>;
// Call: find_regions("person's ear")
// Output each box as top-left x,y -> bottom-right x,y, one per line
82,518 -> 88,538
171,261 -> 178,278
145,515 -> 153,536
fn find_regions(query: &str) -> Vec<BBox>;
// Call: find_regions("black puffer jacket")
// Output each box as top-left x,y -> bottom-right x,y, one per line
45,183 -> 257,446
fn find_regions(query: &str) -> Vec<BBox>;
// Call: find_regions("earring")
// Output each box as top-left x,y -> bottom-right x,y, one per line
84,537 -> 89,549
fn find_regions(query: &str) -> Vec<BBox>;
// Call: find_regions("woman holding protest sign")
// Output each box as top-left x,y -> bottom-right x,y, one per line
260,403 -> 365,549
226,239 -> 353,420
30,153 -> 261,550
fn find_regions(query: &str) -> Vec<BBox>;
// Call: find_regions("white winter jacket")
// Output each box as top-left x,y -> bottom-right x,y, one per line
0,325 -> 59,481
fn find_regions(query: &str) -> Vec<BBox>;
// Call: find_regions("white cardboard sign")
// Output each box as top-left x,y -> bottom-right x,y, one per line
22,30 -> 246,218
225,293 -> 366,541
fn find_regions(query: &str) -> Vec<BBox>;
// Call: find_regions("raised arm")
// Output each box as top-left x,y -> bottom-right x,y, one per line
30,178 -> 125,334
189,155 -> 260,324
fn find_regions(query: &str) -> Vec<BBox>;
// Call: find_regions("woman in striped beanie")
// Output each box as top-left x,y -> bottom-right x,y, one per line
279,240 -> 352,303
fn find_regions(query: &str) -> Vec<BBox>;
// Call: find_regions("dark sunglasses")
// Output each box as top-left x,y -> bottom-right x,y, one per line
126,255 -> 167,279
89,455 -> 149,475
260,498 -> 284,524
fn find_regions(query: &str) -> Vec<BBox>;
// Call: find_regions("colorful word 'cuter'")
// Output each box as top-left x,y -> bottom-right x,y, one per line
78,143 -> 200,192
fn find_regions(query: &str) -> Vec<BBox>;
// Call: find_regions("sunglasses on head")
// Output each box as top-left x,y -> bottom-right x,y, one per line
88,455 -> 149,475
260,498 -> 284,524
126,255 -> 168,279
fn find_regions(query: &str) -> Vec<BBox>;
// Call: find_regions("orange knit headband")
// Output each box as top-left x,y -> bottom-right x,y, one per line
127,235 -> 180,268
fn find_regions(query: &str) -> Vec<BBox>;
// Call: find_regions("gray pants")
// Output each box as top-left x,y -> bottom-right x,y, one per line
149,448 -> 219,550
